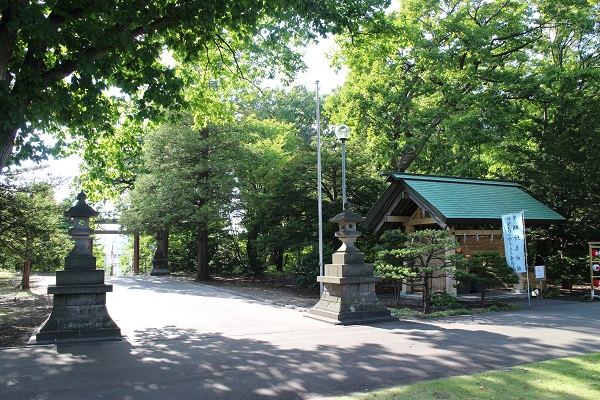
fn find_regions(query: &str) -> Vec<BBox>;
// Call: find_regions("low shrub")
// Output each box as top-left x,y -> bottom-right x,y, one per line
430,291 -> 461,307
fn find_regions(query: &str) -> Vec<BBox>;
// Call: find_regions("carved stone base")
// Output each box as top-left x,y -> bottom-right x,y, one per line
307,269 -> 396,325
33,284 -> 121,344
150,250 -> 170,276
150,268 -> 170,276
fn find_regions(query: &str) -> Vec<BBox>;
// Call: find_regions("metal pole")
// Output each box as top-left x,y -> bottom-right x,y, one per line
341,138 -> 347,207
522,210 -> 531,308
133,231 -> 140,275
316,81 -> 324,297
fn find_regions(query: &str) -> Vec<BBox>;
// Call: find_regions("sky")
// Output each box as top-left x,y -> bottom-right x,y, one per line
294,36 -> 347,94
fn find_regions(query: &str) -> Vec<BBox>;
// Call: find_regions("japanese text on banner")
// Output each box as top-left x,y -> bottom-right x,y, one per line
502,212 -> 527,273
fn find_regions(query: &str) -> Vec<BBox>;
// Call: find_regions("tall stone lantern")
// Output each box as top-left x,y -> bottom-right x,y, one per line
33,192 -> 121,344
308,203 -> 396,324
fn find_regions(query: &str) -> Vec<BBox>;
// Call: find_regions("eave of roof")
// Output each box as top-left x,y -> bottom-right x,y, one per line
363,173 -> 565,231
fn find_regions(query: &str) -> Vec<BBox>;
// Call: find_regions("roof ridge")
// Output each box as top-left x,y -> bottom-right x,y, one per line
388,172 -> 521,187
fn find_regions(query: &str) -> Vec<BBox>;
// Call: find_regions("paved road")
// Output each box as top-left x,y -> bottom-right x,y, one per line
1,275 -> 599,400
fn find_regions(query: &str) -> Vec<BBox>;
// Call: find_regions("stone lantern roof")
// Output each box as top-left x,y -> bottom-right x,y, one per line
329,203 -> 365,226
329,203 -> 364,254
64,191 -> 99,218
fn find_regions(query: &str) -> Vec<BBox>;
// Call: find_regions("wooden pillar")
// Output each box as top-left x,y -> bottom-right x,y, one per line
133,231 -> 140,275
401,223 -> 414,294
445,233 -> 458,296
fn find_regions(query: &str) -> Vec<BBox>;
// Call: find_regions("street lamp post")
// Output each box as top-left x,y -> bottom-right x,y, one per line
316,81 -> 324,296
334,125 -> 351,208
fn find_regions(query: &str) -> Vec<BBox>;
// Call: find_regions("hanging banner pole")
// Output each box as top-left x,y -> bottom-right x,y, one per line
502,210 -> 530,307
522,210 -> 531,308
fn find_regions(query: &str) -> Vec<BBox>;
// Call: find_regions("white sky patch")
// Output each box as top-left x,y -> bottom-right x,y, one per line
293,37 -> 347,94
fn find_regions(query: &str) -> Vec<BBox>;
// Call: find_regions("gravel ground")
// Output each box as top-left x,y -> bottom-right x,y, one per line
0,273 -> 53,347
196,274 -> 321,309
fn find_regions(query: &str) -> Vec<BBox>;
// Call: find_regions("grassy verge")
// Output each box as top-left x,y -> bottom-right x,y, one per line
389,303 -> 523,319
336,353 -> 600,400
0,271 -> 25,324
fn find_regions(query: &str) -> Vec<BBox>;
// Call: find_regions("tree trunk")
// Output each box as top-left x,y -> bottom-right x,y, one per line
133,231 -> 140,274
480,284 -> 487,307
423,271 -> 432,314
270,249 -> 284,271
20,259 -> 32,290
0,126 -> 19,173
246,225 -> 262,274
394,280 -> 401,306
0,11 -> 19,173
196,224 -> 210,281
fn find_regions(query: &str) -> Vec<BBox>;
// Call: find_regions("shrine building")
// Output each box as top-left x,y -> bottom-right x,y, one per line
362,173 -> 565,294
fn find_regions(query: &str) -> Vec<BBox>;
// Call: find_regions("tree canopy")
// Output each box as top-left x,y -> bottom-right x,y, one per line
4,0 -> 599,293
0,170 -> 70,288
0,0 -> 390,172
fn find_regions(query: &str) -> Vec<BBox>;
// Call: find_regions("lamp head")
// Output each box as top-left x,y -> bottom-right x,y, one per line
334,125 -> 351,141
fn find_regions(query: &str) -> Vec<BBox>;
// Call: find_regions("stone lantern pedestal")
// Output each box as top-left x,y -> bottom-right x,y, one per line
33,192 -> 121,344
150,230 -> 170,276
308,204 -> 396,325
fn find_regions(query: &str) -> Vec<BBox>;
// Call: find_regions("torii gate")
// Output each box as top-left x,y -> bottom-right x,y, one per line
94,219 -> 140,274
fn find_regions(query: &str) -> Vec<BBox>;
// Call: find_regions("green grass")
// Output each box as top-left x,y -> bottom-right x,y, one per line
0,270 -> 20,296
0,270 -> 34,317
389,304 -> 523,319
336,353 -> 600,400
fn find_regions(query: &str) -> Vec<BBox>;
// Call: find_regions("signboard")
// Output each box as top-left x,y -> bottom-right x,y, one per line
502,212 -> 527,273
534,265 -> 546,280
590,243 -> 600,288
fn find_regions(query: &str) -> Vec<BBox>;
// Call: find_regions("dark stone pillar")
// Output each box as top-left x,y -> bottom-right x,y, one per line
32,192 -> 121,344
150,230 -> 170,276
308,204 -> 396,325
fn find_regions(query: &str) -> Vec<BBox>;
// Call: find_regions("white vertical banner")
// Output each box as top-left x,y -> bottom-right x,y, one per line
502,212 -> 527,273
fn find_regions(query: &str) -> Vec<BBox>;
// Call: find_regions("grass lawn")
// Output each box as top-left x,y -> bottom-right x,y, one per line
336,353 -> 600,399
389,304 -> 523,319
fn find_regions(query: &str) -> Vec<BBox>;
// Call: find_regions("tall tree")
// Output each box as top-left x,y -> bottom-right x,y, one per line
0,171 -> 70,289
327,0 -> 545,174
454,251 -> 519,306
119,116 -> 240,281
235,117 -> 311,273
0,0 -> 389,172
234,87 -> 382,276
502,0 -> 600,282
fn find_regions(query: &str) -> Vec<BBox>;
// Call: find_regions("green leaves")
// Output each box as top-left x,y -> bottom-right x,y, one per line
375,229 -> 458,313
1,0 -> 390,172
327,0 -> 544,175
0,171 -> 70,274
454,250 -> 519,306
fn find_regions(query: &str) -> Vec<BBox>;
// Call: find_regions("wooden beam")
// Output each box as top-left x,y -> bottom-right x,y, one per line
405,217 -> 437,226
452,229 -> 502,235
384,215 -> 410,223
96,219 -> 119,224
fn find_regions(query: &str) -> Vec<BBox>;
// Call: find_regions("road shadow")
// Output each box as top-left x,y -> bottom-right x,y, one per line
2,316 -> 599,400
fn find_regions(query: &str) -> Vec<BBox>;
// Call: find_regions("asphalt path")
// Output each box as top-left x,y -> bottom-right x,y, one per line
1,275 -> 599,400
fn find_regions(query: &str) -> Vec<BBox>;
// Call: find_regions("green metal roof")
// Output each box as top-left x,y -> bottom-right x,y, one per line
363,173 -> 565,231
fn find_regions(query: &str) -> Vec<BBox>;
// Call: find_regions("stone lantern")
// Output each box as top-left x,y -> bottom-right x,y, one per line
308,203 -> 395,324
65,191 -> 99,266
150,230 -> 170,276
33,192 -> 121,344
